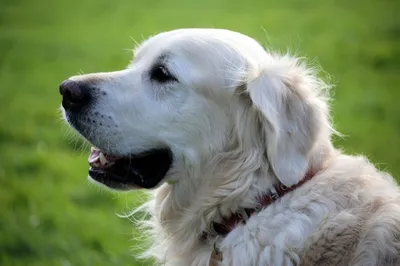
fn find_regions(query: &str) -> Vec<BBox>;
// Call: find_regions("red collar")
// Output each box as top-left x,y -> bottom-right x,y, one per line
204,168 -> 317,238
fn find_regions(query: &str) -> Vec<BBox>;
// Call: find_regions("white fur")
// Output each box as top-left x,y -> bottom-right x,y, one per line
64,29 -> 400,265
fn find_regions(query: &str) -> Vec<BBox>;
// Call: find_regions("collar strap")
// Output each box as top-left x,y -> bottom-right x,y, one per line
207,168 -> 317,237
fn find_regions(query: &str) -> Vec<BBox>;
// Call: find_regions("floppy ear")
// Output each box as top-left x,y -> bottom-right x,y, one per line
244,55 -> 328,187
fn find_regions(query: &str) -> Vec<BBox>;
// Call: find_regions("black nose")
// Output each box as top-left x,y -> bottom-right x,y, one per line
59,80 -> 91,111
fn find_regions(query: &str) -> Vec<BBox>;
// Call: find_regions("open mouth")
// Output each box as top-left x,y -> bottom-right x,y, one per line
88,147 -> 173,189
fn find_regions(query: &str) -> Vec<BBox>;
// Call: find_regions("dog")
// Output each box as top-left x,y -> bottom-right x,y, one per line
60,28 -> 400,266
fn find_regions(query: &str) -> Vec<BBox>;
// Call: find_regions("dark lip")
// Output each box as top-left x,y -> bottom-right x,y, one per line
89,168 -> 139,190
88,148 -> 173,189
63,109 -> 173,189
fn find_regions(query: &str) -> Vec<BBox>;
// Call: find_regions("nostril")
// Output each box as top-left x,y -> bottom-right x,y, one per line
60,80 -> 81,98
59,79 -> 73,96
59,79 -> 91,110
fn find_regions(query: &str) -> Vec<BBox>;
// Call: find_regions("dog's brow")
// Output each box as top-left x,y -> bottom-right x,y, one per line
155,53 -> 170,64
151,53 -> 174,71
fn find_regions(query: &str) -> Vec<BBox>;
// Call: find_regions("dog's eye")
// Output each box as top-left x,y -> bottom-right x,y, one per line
150,65 -> 177,83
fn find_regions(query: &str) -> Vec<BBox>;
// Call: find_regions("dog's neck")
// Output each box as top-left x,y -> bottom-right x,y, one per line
203,166 -> 319,240
149,142 -> 333,258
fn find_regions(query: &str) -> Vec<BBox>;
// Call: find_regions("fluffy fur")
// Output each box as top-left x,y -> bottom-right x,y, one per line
63,29 -> 400,265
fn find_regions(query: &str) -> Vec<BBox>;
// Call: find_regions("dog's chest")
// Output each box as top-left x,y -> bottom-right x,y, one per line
211,201 -> 332,266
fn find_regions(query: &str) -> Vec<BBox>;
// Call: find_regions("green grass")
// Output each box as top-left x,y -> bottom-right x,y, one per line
0,0 -> 399,265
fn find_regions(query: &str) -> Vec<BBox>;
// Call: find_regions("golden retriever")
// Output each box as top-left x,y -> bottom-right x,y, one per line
60,28 -> 400,266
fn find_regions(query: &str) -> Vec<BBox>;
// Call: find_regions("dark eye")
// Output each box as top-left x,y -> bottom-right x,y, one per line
150,65 -> 177,83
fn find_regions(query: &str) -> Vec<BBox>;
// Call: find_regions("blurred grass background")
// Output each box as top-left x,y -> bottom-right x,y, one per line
0,0 -> 399,265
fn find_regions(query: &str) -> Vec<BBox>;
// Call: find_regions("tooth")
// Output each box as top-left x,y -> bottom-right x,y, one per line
92,162 -> 101,168
99,152 -> 108,165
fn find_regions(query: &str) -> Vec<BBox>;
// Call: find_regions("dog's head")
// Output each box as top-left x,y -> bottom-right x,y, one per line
60,29 -> 333,190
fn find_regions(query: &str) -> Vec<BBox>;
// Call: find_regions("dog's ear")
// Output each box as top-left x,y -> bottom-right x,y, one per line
243,55 -> 329,187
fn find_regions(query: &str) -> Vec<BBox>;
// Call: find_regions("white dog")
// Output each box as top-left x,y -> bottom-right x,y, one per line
60,28 -> 400,266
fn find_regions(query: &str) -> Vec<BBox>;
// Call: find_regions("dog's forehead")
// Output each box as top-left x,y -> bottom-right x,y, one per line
133,29 -> 263,63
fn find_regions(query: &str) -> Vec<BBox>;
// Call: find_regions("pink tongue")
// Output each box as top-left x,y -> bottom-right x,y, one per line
88,147 -> 121,168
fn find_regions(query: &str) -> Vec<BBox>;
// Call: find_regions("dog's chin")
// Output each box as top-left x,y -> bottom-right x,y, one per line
88,148 -> 173,190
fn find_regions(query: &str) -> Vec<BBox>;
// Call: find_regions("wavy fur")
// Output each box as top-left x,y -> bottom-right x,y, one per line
63,29 -> 400,266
